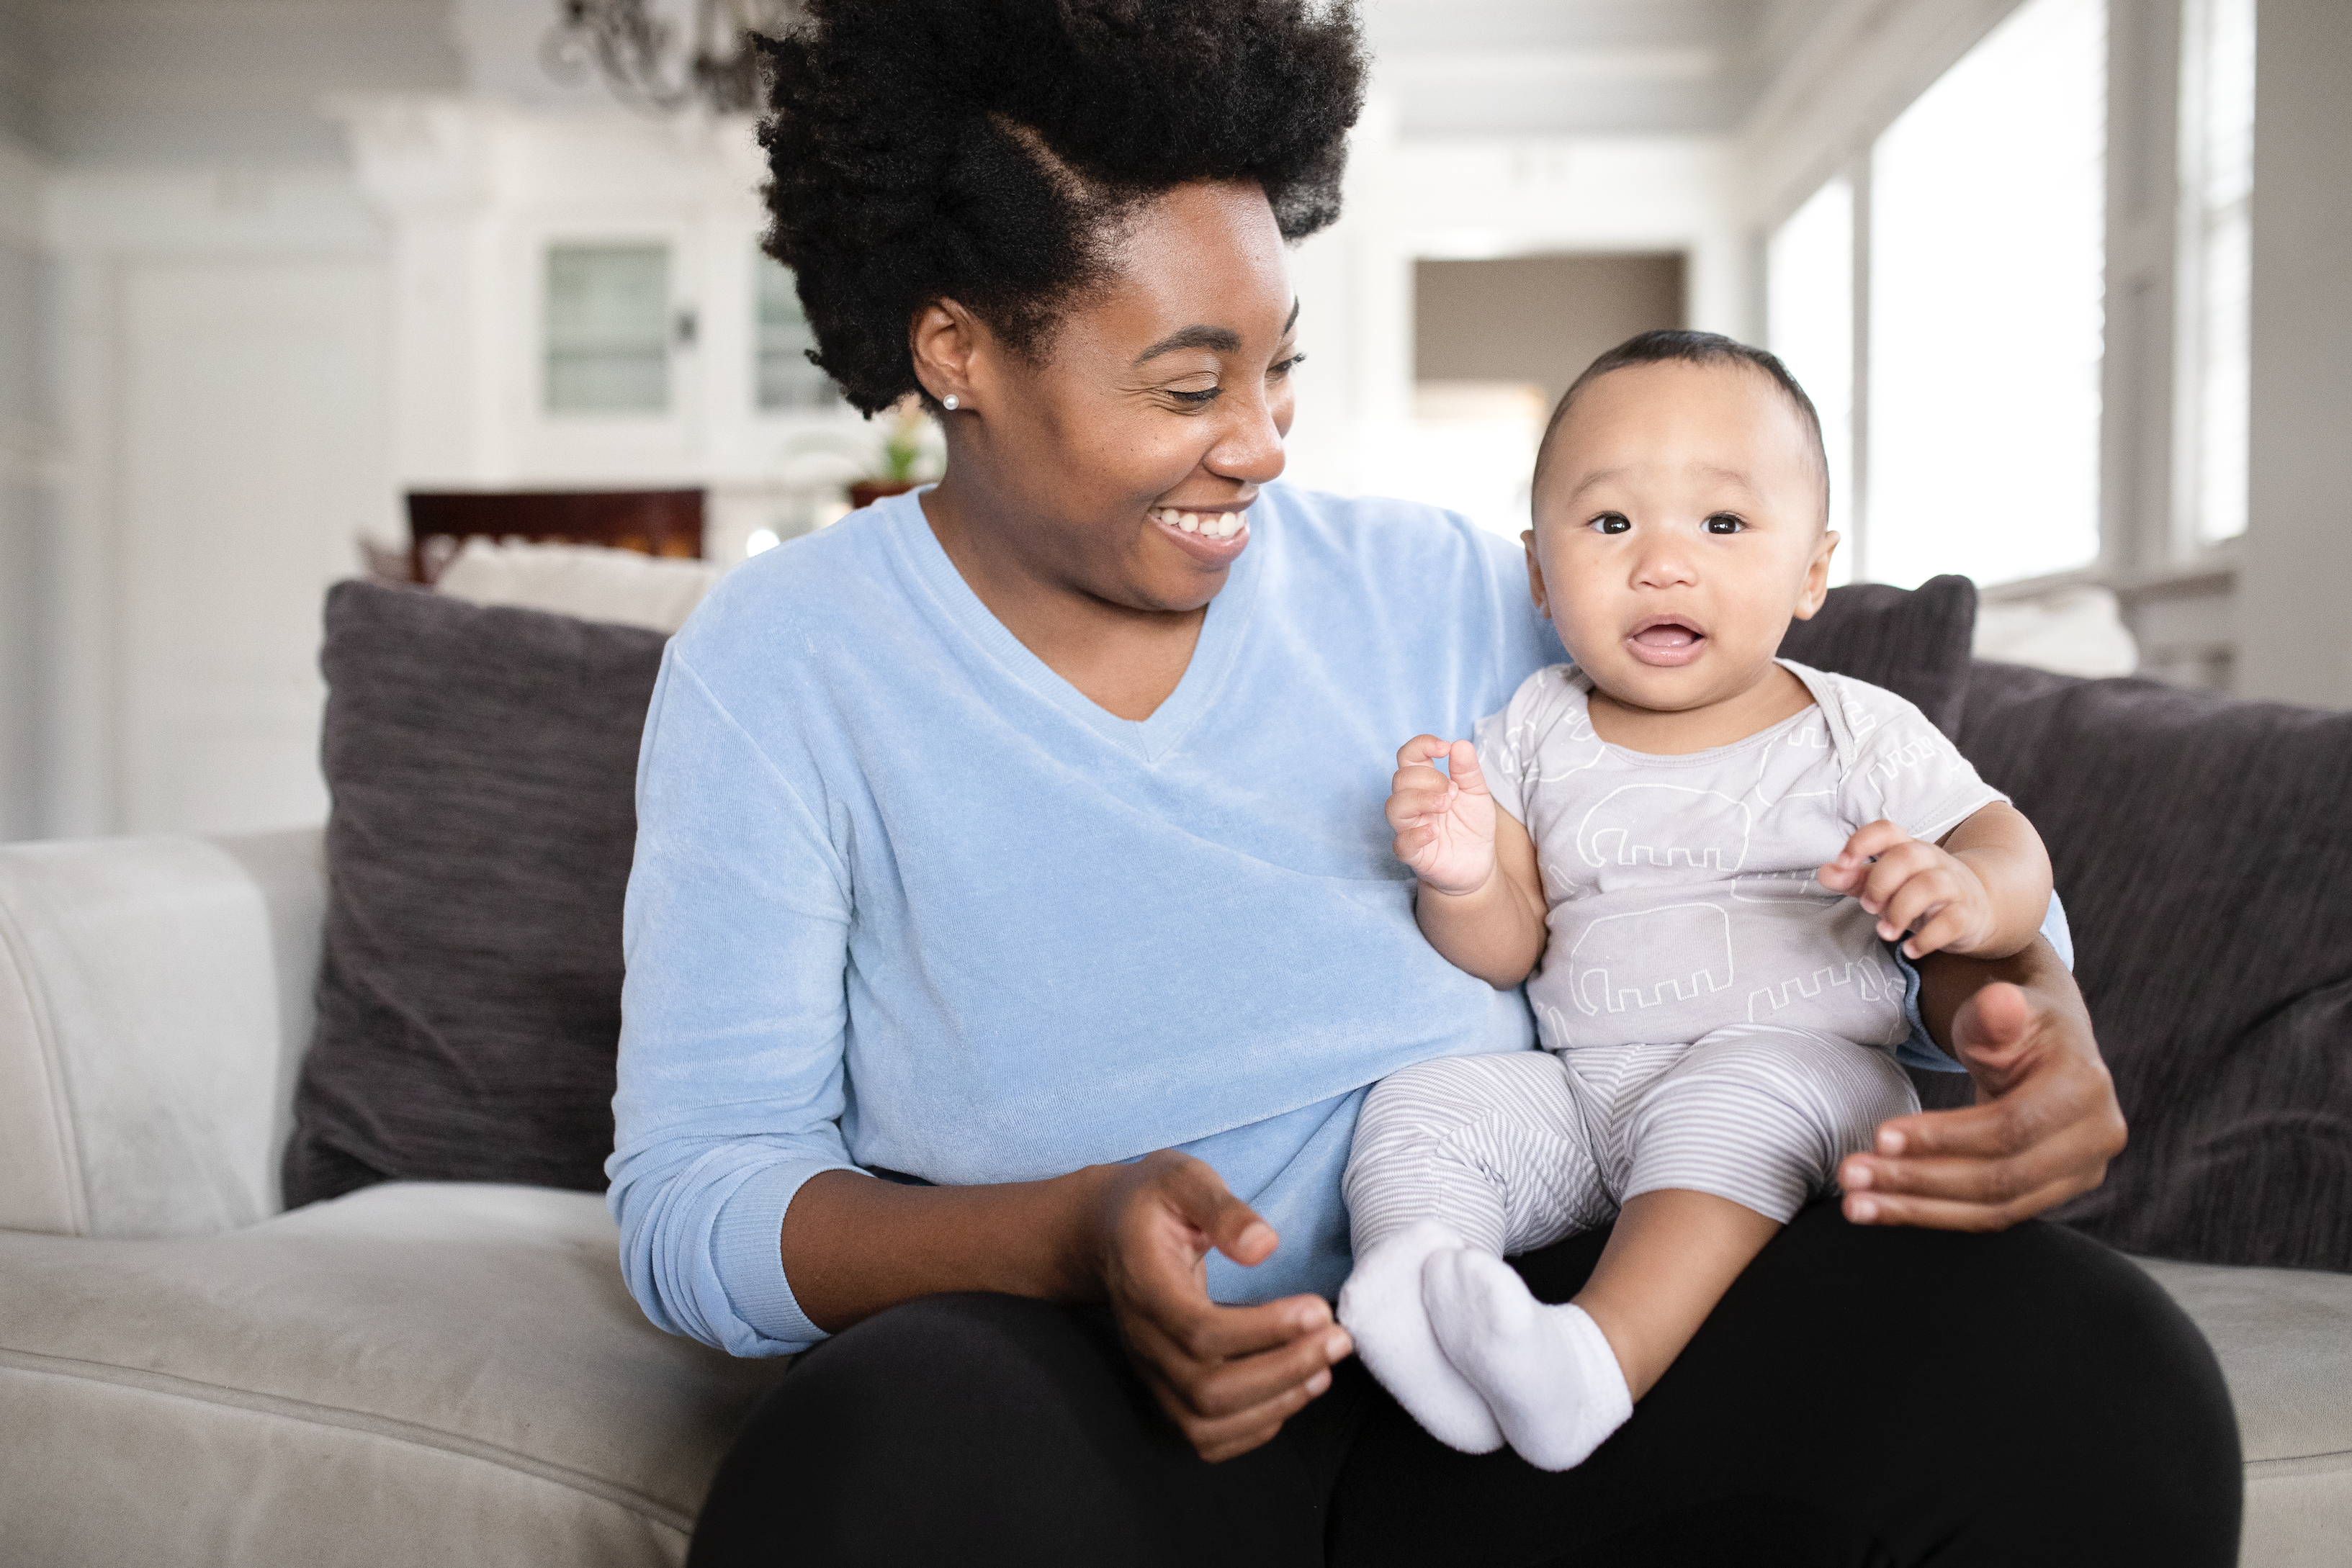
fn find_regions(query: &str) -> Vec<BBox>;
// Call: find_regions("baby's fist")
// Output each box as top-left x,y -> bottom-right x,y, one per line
1820,820 -> 1996,959
1387,736 -> 1497,897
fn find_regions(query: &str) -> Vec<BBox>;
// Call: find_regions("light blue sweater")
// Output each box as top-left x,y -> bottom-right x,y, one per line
606,483 -> 2052,1358
608,485 -> 1557,1355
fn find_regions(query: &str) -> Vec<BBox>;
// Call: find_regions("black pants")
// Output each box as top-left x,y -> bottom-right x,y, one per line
689,1204 -> 2243,1567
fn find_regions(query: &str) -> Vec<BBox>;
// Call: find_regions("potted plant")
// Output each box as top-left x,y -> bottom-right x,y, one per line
847,397 -> 939,511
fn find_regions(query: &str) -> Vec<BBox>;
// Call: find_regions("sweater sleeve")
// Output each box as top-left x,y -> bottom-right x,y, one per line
606,647 -> 866,1356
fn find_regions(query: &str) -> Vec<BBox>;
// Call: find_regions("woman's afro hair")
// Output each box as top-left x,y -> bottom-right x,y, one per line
758,0 -> 1366,413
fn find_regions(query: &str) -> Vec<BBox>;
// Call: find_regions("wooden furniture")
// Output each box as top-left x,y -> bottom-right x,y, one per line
403,490 -> 705,584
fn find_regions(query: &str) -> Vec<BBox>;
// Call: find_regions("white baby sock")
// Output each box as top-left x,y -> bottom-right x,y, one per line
1422,1247 -> 1633,1472
1337,1220 -> 1504,1454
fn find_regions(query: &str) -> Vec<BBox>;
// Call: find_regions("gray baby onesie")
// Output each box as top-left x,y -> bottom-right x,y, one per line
1344,659 -> 2008,1252
1483,658 -> 2003,1055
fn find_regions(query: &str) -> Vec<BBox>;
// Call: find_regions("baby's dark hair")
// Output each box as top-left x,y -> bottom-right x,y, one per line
758,0 -> 1367,414
1534,330 -> 1831,523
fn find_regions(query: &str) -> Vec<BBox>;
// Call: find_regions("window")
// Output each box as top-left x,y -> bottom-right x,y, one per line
544,243 -> 670,415
1765,177 -> 1856,582
755,253 -> 840,412
2176,0 -> 2256,546
1866,0 -> 2109,590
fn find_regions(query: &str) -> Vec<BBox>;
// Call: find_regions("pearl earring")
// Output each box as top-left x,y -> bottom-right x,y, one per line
943,394 -> 959,410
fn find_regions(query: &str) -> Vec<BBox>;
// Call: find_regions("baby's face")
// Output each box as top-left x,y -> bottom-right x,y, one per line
1526,360 -> 1836,716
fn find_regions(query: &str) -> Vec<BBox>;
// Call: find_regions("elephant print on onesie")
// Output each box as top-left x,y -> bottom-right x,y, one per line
1484,659 -> 1975,1056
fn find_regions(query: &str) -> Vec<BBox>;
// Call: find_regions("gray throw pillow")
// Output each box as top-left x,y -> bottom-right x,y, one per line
1960,661 -> 2352,1272
282,580 -> 666,1209
1776,574 -> 1978,739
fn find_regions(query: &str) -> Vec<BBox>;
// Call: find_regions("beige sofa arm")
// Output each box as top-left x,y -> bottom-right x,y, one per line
0,829 -> 326,1238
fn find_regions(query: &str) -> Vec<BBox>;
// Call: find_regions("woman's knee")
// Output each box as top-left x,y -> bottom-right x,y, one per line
690,1293 -> 1182,1567
1727,1210 -> 2243,1564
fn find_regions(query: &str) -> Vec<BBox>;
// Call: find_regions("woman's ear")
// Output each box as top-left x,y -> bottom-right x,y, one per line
1791,529 -> 1839,621
910,298 -> 985,409
1522,529 -> 1553,621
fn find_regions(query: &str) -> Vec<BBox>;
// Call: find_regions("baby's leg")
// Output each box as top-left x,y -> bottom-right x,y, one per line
1426,1028 -> 1917,1469
1424,1191 -> 1767,1469
1339,1052 -> 1612,1454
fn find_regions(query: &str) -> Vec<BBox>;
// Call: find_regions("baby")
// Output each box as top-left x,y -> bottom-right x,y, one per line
1337,330 -> 2053,1470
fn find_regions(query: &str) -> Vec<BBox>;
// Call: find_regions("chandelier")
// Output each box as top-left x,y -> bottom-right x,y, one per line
542,0 -> 805,114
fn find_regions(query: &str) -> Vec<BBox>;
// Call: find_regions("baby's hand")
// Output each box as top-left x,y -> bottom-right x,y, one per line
1387,736 -> 1496,897
1819,820 -> 1996,959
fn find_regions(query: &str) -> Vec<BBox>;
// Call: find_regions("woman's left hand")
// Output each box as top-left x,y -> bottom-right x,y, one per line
1085,1150 -> 1356,1462
1837,937 -> 2126,1230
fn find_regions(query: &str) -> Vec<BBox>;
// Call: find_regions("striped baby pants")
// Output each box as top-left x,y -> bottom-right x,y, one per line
1343,1027 -> 1921,1260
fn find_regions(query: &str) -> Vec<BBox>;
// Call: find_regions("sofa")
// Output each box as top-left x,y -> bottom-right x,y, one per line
1,575 -> 2347,1566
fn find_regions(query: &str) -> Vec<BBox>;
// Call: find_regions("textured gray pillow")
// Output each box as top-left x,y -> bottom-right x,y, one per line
1775,574 -> 1979,739
282,580 -> 666,1209
1958,662 -> 2352,1272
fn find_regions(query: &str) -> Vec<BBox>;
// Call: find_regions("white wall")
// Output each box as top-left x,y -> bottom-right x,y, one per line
1281,102 -> 1744,534
0,128 -> 45,841
2235,0 -> 2352,707
40,167 -> 390,837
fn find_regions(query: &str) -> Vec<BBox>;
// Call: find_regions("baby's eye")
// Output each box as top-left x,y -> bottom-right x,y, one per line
1703,513 -> 1746,535
1589,512 -> 1631,535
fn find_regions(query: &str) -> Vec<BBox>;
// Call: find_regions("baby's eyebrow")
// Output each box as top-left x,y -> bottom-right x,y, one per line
1691,464 -> 1765,496
1559,462 -> 1767,503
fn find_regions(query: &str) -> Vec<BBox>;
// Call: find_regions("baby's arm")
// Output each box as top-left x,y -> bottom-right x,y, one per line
1387,736 -> 1549,988
1818,802 -> 2053,961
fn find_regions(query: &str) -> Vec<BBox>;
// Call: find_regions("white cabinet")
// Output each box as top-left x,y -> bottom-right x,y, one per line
338,99 -> 874,564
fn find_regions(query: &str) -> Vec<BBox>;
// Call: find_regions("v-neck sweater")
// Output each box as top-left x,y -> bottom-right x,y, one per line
608,484 -> 1558,1354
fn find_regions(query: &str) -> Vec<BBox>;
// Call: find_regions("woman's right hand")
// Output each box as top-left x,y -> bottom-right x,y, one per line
1388,735 -> 1497,896
1082,1150 -> 1355,1463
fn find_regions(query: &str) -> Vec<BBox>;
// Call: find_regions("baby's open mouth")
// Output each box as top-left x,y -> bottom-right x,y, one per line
1625,618 -> 1707,666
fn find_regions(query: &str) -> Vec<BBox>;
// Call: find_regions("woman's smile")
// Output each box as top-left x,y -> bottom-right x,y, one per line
1149,504 -> 1252,562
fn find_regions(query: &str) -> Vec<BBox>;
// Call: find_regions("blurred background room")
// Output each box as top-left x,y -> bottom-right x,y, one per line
0,0 -> 2343,843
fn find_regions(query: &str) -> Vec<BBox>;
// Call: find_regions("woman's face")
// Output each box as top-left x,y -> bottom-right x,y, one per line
920,179 -> 1301,615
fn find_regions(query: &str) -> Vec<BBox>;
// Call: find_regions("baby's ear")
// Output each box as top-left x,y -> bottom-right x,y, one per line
1792,528 -> 1839,620
1522,530 -> 1552,619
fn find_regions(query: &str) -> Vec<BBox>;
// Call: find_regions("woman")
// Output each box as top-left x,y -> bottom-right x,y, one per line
611,2 -> 2239,1562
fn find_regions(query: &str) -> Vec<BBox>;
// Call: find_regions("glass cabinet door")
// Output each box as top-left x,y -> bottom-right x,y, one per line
755,251 -> 840,412
544,242 -> 672,414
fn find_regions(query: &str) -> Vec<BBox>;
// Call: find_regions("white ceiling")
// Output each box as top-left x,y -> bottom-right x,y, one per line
1362,0 -> 1832,136
0,0 -> 1851,164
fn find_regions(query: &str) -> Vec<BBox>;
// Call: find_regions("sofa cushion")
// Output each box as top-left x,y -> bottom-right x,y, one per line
1775,574 -> 1978,739
1961,662 -> 2352,1272
0,1184 -> 789,1567
2131,1255 -> 2352,1567
284,582 -> 666,1208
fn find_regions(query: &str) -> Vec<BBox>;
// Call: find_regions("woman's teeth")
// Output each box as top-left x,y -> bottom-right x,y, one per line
1154,507 -> 1245,541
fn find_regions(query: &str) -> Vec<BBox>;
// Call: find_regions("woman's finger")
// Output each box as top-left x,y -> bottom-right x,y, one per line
1841,1091 -> 2121,1212
1128,1310 -> 1350,1418
1879,1056 -> 2115,1161
1141,1356 -> 1337,1461
1140,1149 -> 1279,1266
1143,1291 -> 1334,1370
1851,1104 -> 2118,1199
1841,1168 -> 2098,1231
